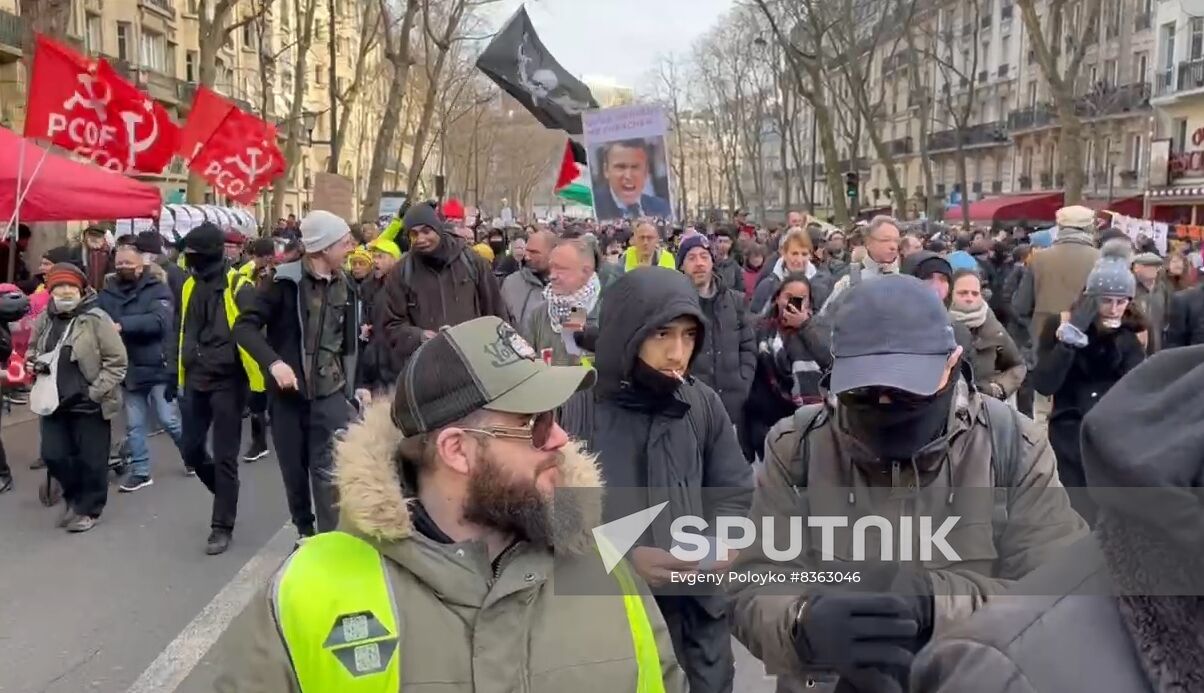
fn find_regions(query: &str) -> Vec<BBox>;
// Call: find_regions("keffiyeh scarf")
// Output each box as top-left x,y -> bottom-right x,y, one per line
545,274 -> 601,333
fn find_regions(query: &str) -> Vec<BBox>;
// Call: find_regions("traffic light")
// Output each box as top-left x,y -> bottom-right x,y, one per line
844,171 -> 859,199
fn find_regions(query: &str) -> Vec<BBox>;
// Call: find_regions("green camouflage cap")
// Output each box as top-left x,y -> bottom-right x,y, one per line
391,316 -> 596,436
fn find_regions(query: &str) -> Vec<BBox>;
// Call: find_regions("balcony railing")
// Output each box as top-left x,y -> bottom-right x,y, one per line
1155,68 -> 1175,96
927,121 -> 1009,152
0,9 -> 25,52
961,22 -> 974,36
1135,11 -> 1152,31
1001,4 -> 1013,20
887,136 -> 913,156
1157,58 -> 1204,97
998,64 -> 1010,78
1075,82 -> 1150,117
978,70 -> 989,83
1018,175 -> 1033,191
1008,103 -> 1058,130
139,0 -> 176,17
980,14 -> 991,28
1040,172 -> 1053,188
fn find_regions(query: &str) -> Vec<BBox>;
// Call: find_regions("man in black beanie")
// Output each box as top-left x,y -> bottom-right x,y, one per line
176,222 -> 265,555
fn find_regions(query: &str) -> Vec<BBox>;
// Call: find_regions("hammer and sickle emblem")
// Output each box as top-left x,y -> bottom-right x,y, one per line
120,100 -> 161,171
224,147 -> 272,179
63,73 -> 112,123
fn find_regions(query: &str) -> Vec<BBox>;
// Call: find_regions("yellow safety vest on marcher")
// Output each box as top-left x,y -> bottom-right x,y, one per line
178,269 -> 266,392
237,259 -> 258,282
623,247 -> 676,273
272,531 -> 667,693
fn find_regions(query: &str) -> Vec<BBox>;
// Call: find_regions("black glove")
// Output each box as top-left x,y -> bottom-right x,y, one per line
889,568 -> 935,650
1068,296 -> 1098,332
792,592 -> 917,677
163,382 -> 177,403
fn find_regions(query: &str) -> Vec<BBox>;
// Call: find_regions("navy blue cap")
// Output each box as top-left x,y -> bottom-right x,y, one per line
830,274 -> 957,396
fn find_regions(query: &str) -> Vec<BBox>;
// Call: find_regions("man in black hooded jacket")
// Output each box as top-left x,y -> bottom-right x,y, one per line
560,266 -> 753,693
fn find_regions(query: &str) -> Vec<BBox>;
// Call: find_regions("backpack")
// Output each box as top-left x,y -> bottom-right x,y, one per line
787,395 -> 1021,550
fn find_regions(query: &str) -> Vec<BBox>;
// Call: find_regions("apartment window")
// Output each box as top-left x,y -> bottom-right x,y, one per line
315,64 -> 324,85
1130,134 -> 1144,173
1086,139 -> 1096,172
1174,118 -> 1189,152
1162,23 -> 1177,71
1134,52 -> 1149,82
1000,33 -> 1011,64
1104,59 -> 1117,86
187,0 -> 200,13
1194,18 -> 1204,60
116,22 -> 131,62
243,22 -> 256,50
140,31 -> 167,72
85,14 -> 102,54
981,39 -> 991,70
1027,80 -> 1038,106
186,50 -> 198,82
166,42 -> 177,77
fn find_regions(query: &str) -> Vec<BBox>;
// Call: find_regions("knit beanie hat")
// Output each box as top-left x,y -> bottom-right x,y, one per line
675,233 -> 712,268
403,202 -> 446,234
183,222 -> 224,257
348,247 -> 373,267
947,250 -> 979,273
1085,239 -> 1137,298
300,210 -> 351,253
134,231 -> 163,256
43,245 -> 79,268
46,262 -> 87,291
368,238 -> 401,260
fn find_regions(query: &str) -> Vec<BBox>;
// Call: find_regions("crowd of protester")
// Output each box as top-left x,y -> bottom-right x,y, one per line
2,197 -> 1203,693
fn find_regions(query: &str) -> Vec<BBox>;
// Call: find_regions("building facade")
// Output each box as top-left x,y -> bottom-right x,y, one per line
1147,0 -> 1204,224
0,0 -> 417,224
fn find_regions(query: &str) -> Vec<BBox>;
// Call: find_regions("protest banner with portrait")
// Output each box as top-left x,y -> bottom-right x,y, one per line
582,104 -> 675,222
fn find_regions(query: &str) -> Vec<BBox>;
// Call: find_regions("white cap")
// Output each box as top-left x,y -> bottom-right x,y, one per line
300,210 -> 351,253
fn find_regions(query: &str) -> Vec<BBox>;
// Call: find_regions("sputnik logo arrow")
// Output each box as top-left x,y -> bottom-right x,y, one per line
592,501 -> 668,574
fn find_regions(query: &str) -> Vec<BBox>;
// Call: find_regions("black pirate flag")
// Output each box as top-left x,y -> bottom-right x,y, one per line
476,7 -> 599,135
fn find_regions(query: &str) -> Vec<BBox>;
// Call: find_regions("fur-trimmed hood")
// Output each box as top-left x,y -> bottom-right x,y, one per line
333,398 -> 605,555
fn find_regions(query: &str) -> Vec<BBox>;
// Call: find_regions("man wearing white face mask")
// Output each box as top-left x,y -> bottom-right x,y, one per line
27,263 -> 127,533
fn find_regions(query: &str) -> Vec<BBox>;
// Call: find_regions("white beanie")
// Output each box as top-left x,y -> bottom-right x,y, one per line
300,210 -> 351,253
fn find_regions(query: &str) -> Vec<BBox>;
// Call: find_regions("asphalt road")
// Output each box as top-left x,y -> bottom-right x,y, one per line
0,407 -> 776,693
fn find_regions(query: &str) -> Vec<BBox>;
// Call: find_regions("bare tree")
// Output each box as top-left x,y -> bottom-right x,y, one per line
362,0 -> 420,217
1016,0 -> 1104,203
269,0 -> 320,220
649,54 -> 692,220
405,0 -> 471,195
18,0 -> 70,44
329,1 -> 384,173
752,0 -> 852,225
912,0 -> 987,223
190,0 -> 271,203
904,20 -> 937,218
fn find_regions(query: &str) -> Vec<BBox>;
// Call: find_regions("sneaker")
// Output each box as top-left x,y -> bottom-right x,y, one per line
0,475 -> 12,494
183,466 -> 197,477
118,474 -> 154,493
66,515 -> 97,533
242,443 -> 269,463
57,505 -> 77,528
4,392 -> 28,406
298,523 -> 316,538
205,529 -> 232,555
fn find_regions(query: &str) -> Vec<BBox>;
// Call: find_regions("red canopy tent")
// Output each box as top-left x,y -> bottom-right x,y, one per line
0,127 -> 161,222
947,192 -> 1065,224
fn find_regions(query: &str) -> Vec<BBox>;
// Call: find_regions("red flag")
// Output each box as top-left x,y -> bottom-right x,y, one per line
24,35 -> 179,175
179,86 -> 285,204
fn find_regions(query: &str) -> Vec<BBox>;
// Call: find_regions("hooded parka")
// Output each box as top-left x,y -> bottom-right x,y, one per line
212,400 -> 687,693
729,372 -> 1088,693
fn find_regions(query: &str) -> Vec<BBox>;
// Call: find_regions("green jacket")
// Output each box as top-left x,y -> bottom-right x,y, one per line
213,400 -> 687,693
522,294 -> 600,367
29,295 -> 128,420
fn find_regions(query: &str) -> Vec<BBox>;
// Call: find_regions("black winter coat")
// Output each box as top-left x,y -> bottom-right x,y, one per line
741,320 -> 832,462
97,264 -> 174,390
1166,285 -> 1204,348
690,276 -> 756,426
1031,313 -> 1144,504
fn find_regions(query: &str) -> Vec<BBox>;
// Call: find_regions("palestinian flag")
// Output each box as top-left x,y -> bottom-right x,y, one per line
555,140 -> 592,207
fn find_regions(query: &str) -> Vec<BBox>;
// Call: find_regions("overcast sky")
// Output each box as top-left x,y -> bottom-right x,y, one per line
488,0 -> 735,91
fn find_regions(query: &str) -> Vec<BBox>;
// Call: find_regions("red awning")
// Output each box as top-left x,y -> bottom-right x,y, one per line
948,192 -> 1065,224
1082,195 -> 1144,218
0,127 -> 162,223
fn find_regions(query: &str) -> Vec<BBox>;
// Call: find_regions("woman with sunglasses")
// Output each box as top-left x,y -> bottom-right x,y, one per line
1032,240 -> 1147,525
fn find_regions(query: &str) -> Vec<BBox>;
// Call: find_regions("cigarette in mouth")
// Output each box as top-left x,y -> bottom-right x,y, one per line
671,370 -> 685,381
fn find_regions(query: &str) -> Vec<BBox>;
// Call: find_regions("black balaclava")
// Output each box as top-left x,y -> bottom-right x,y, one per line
182,223 -> 226,277
839,378 -> 957,461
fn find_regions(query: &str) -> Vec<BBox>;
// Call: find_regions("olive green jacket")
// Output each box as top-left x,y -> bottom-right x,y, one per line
213,400 -> 686,693
28,295 -> 128,420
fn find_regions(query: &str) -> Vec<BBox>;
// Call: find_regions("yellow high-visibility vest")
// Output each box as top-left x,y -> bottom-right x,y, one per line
623,247 -> 676,272
273,531 -> 667,692
178,268 -> 265,392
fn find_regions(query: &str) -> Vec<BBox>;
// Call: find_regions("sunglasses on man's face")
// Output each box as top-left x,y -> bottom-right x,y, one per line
461,410 -> 557,449
840,386 -> 936,409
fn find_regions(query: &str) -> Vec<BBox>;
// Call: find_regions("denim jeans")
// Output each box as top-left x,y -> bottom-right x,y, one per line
123,384 -> 185,478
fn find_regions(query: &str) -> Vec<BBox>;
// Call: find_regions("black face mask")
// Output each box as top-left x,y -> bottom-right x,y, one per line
631,358 -> 682,401
185,251 -> 223,273
839,379 -> 956,461
488,239 -> 506,255
116,269 -> 138,284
